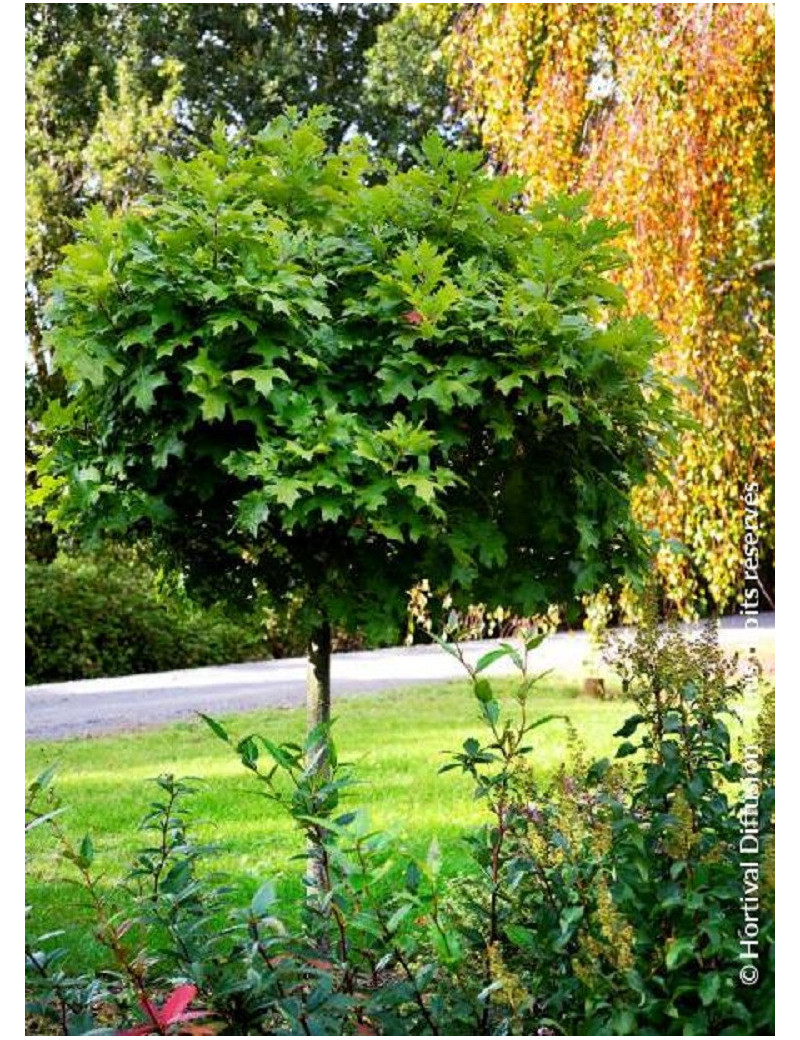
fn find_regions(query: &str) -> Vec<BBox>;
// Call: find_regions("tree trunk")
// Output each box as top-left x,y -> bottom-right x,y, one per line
305,619 -> 332,904
307,619 -> 332,741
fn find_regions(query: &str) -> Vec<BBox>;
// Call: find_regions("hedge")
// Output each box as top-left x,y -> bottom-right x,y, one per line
25,553 -> 268,685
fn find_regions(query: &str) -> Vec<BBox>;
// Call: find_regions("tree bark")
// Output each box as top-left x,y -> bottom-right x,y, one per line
307,619 -> 332,744
305,620 -> 332,904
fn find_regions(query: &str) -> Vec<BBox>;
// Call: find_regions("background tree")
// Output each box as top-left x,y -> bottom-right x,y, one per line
448,2 -> 775,616
38,112 -> 675,731
26,5 -> 175,381
362,3 -> 470,165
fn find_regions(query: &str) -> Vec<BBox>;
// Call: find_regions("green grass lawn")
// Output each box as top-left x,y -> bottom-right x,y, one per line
25,675 -> 755,970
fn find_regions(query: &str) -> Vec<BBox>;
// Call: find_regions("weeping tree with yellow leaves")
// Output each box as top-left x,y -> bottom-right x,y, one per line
447,2 -> 774,616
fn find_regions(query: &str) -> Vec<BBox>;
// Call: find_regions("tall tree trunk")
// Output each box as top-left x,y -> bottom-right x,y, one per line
305,619 -> 332,904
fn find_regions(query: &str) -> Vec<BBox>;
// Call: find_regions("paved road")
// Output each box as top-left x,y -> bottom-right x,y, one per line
25,614 -> 774,742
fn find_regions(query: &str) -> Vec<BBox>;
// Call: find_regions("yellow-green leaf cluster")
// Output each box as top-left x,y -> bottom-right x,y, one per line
449,3 -> 774,615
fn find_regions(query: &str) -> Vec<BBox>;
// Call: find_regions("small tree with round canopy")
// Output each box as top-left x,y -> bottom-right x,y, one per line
39,109 -> 675,747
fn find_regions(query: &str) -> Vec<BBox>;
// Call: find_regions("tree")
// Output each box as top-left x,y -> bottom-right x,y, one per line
448,3 -> 775,616
362,3 -> 469,165
38,111 -> 675,758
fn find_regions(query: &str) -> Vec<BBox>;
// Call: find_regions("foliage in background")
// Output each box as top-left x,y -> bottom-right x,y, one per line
26,4 -> 179,383
25,551 -> 267,685
405,578 -> 563,647
363,3 -> 468,165
448,2 -> 775,616
26,613 -> 774,1034
37,112 -> 676,647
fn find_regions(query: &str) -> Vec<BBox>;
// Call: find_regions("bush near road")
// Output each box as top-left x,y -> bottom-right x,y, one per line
25,552 -> 267,685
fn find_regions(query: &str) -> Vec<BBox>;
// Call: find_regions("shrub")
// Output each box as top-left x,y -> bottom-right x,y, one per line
25,551 -> 267,684
26,612 -> 774,1035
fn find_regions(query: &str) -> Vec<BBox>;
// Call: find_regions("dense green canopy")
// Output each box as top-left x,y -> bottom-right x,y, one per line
39,113 -> 675,641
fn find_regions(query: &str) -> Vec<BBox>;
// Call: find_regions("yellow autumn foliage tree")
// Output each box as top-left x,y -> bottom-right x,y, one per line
448,3 -> 774,616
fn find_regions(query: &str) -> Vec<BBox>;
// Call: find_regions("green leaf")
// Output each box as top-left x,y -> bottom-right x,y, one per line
665,936 -> 696,971
482,700 -> 500,727
29,763 -> 58,797
698,972 -> 721,1006
260,738 -> 297,771
474,678 -> 494,703
118,324 -> 155,350
559,905 -> 584,933
586,757 -> 611,784
386,903 -> 413,934
237,734 -> 259,768
610,1010 -> 636,1035
426,838 -> 441,878
198,713 -> 230,744
230,368 -> 289,397
237,491 -> 271,537
396,473 -> 441,506
418,375 -> 480,410
405,861 -> 422,894
152,432 -> 184,469
477,980 -> 504,1004
475,646 -> 514,673
299,297 -> 330,320
190,376 -> 230,420
186,348 -> 221,383
355,483 -> 390,512
318,499 -> 345,523
614,714 -> 647,739
496,372 -> 525,394
524,632 -> 548,652
547,392 -> 580,426
525,713 -> 567,733
497,641 -> 523,670
304,721 -> 332,756
64,348 -> 121,387
505,925 -> 536,950
79,834 -> 94,868
430,925 -> 463,966
271,476 -> 305,509
208,310 -> 257,336
125,368 -> 168,412
377,366 -> 419,403
251,881 -> 277,917
193,384 -> 228,422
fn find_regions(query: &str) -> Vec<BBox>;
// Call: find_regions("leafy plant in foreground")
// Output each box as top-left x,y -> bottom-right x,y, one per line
26,615 -> 774,1034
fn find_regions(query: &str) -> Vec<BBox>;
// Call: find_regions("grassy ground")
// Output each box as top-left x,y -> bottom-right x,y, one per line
26,676 -> 637,967
26,674 -> 761,971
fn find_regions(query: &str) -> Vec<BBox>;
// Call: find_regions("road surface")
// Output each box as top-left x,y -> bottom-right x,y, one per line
26,615 -> 774,742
